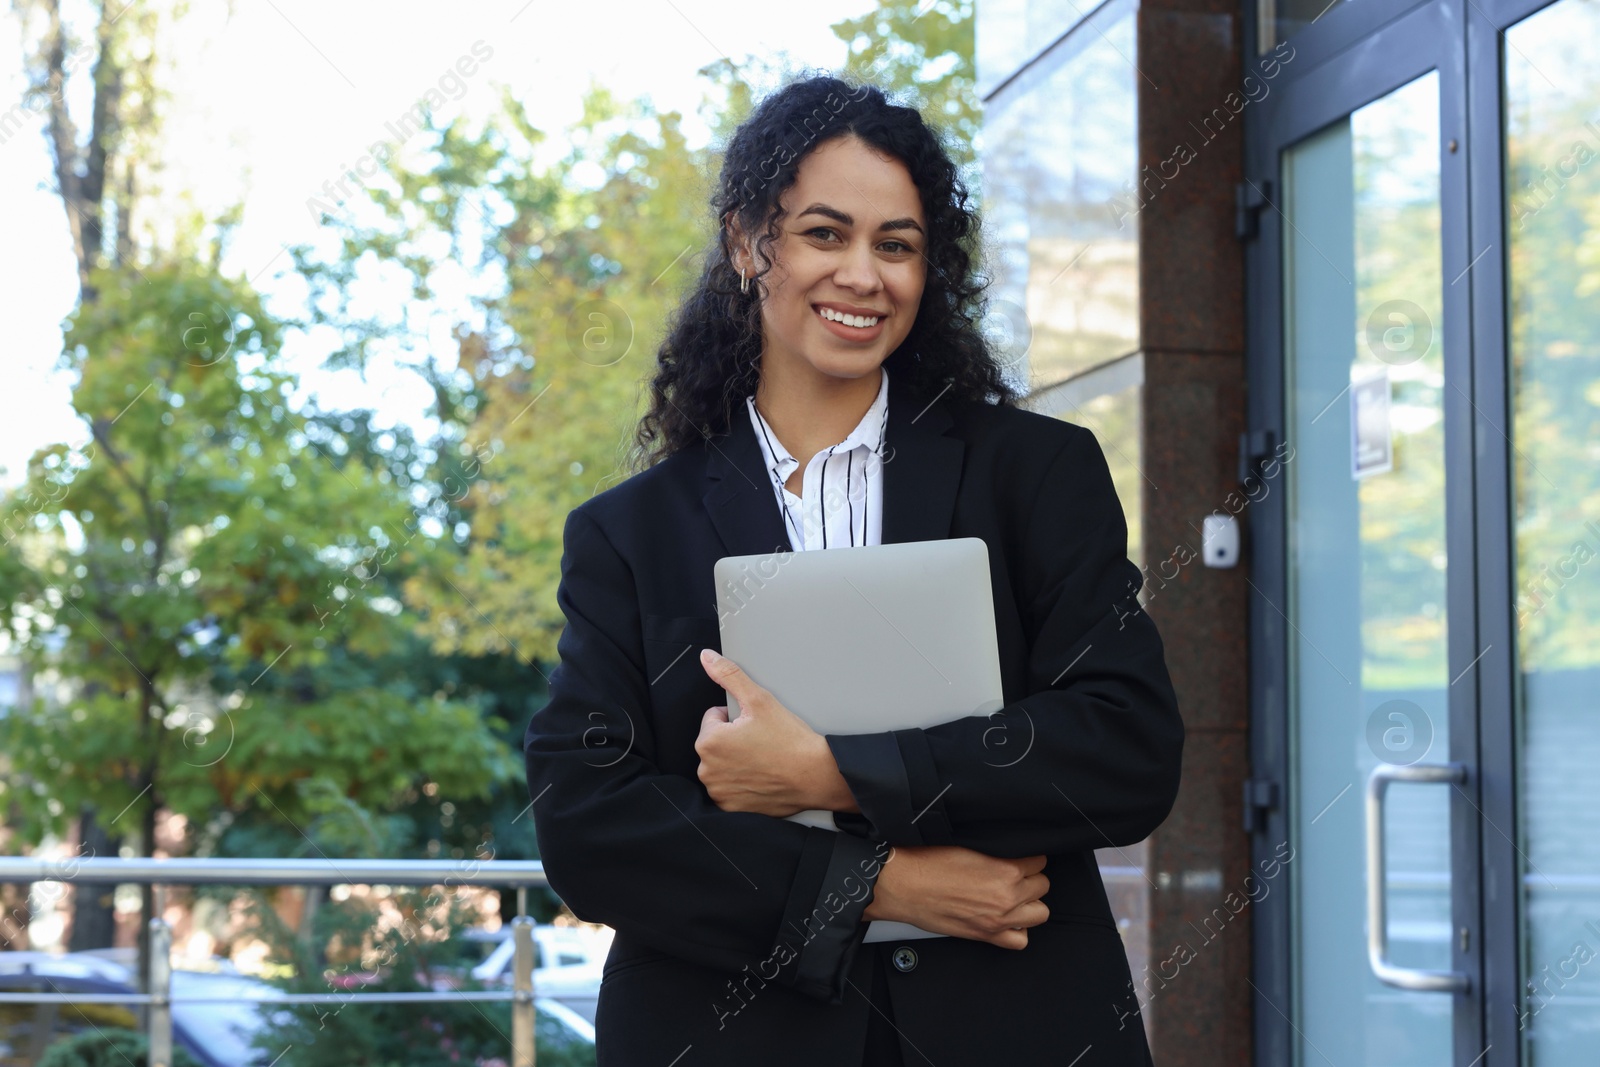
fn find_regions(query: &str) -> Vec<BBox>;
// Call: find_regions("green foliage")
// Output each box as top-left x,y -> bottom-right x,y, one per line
289,0 -> 978,670
242,886 -> 593,1067
36,1029 -> 202,1067
293,85 -> 716,668
831,0 -> 980,182
0,257 -> 517,857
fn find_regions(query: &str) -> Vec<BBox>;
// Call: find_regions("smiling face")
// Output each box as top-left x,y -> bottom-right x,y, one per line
730,135 -> 928,390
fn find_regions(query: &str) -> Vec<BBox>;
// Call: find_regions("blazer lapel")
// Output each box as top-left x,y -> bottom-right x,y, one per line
702,399 -> 796,558
879,373 -> 963,546
702,373 -> 964,557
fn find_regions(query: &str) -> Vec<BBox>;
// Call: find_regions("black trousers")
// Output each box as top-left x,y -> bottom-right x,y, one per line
861,946 -> 906,1066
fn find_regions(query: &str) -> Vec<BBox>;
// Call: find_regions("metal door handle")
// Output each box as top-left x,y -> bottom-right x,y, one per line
1366,762 -> 1470,992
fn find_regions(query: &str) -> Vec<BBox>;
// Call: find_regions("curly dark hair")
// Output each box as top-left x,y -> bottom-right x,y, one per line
630,71 -> 1021,469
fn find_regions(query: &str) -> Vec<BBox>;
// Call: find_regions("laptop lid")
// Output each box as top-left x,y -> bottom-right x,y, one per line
713,537 -> 1005,731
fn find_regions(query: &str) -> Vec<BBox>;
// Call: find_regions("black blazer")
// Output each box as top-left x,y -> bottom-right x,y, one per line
523,373 -> 1184,1065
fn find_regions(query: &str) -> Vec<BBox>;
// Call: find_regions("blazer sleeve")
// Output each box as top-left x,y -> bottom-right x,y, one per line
524,505 -> 888,1005
825,426 -> 1185,858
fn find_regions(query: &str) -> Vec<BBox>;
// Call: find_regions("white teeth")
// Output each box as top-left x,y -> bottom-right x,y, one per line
818,306 -> 880,328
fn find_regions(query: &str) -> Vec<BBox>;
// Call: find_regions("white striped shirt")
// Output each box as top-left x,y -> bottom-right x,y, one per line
746,367 -> 890,551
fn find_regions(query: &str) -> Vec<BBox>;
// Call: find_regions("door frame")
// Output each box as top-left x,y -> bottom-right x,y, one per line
1239,0 -> 1524,1062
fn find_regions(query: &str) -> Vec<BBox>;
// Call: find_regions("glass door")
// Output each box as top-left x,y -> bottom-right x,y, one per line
1280,69 -> 1460,1065
1251,0 -> 1600,1063
1244,2 -> 1487,1062
1250,0 -> 1600,1062
1499,0 -> 1600,1061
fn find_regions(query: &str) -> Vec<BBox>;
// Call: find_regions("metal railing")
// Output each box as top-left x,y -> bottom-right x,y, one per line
0,856 -> 551,1067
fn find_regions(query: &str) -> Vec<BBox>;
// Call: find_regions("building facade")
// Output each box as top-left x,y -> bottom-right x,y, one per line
978,1 -> 1600,1064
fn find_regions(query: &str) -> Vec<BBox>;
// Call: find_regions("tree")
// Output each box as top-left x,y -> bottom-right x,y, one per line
0,258 -> 518,973
8,0 -> 183,950
292,0 -> 980,669
831,0 -> 979,184
10,0 -> 177,301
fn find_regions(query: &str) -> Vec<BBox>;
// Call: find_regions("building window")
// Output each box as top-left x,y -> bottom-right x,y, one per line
1256,0 -> 1351,53
981,0 -> 1140,393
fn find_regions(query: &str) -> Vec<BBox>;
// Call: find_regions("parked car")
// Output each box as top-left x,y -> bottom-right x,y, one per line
0,951 -> 279,1067
533,997 -> 594,1045
0,949 -> 596,1063
170,968 -> 287,1066
450,923 -> 610,976
438,924 -> 607,1024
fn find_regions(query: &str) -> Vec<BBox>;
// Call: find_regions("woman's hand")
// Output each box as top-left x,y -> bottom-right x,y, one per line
695,648 -> 844,817
862,845 -> 1051,950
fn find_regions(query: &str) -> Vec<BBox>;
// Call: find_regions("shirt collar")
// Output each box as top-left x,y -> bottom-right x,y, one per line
745,366 -> 890,469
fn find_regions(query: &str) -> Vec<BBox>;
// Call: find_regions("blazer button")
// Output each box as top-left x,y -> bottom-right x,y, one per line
891,946 -> 918,973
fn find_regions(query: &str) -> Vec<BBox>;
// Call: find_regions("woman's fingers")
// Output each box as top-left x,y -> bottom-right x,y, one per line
980,900 -> 1050,949
978,856 -> 1049,947
988,927 -> 1030,951
995,897 -> 1051,931
1016,853 -> 1049,875
878,846 -> 1056,949
699,649 -> 767,714
1017,869 -> 1050,902
699,705 -> 729,733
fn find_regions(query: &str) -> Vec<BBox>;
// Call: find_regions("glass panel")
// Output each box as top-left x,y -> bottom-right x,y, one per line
1283,71 -> 1451,1065
1259,0 -> 1351,53
1505,1 -> 1600,1062
1055,379 -> 1147,1028
976,0 -> 1027,98
1072,381 -> 1143,569
1028,0 -> 1105,52
981,0 -> 1139,391
976,0 -> 1131,96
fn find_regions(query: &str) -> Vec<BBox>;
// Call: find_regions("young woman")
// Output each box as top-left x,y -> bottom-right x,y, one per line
524,74 -> 1184,1065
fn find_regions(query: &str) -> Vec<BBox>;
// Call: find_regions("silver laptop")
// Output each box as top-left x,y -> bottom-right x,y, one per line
714,537 -> 1005,942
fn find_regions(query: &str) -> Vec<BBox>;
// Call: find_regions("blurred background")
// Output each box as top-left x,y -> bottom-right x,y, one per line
2,0 -> 1598,1065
